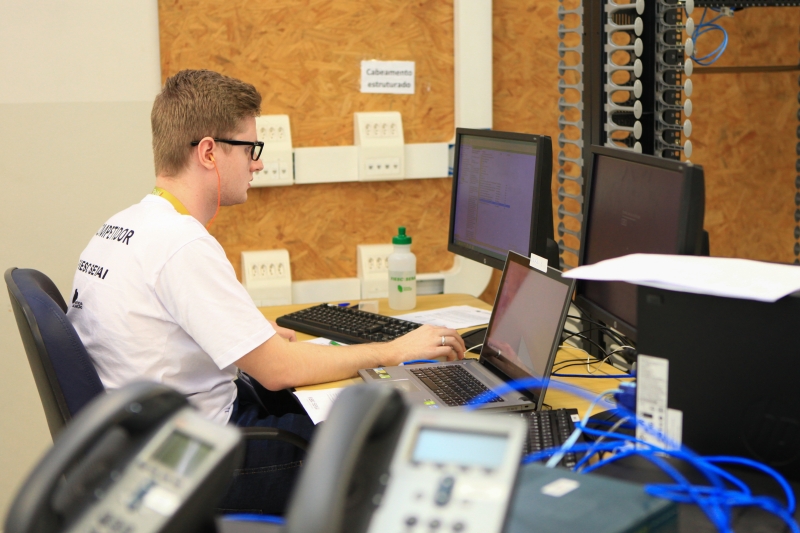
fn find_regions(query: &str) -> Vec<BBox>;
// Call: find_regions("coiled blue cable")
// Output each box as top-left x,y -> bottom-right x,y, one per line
689,7 -> 732,66
466,376 -> 799,532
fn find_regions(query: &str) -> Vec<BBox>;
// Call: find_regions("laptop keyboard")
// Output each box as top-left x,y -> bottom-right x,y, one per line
407,363 -> 581,467
409,365 -> 504,406
512,409 -> 582,468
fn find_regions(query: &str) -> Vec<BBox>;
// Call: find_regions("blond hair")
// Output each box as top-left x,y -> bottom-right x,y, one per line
151,69 -> 262,176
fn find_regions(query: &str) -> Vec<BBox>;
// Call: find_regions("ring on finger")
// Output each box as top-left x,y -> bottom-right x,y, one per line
441,335 -> 446,346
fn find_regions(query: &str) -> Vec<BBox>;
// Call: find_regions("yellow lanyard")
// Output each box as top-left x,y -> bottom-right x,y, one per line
151,187 -> 190,216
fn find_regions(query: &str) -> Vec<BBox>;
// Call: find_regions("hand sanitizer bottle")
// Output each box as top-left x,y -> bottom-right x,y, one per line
388,226 -> 416,310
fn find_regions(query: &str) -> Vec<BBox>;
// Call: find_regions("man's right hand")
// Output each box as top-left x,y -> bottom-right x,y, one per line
382,324 -> 466,366
238,324 -> 465,392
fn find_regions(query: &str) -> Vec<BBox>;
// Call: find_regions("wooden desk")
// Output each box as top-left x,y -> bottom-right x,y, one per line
259,294 -> 631,417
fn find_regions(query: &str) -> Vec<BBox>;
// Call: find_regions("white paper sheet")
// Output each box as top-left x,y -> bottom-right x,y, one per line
304,337 -> 349,346
562,254 -> 800,302
292,388 -> 344,424
394,305 -> 492,329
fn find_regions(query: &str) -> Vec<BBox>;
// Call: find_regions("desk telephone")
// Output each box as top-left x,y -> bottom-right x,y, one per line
5,382 -> 243,533
6,382 -> 524,533
286,385 -> 526,533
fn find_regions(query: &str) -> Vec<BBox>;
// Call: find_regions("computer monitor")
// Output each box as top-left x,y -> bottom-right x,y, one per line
575,145 -> 706,341
448,128 -> 557,271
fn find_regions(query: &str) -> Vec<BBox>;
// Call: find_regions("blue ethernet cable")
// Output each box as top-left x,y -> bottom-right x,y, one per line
223,514 -> 286,525
549,372 -> 633,378
577,414 -> 797,531
545,387 -> 621,468
523,440 -> 624,465
466,377 -> 800,533
704,456 -> 796,513
688,7 -> 732,66
465,375 -> 616,410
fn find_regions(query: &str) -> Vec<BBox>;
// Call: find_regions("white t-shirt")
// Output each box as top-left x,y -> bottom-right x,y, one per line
67,194 -> 275,424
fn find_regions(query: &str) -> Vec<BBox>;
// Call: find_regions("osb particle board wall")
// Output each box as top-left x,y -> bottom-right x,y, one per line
685,7 -> 800,264
158,0 -> 463,291
158,0 -> 799,307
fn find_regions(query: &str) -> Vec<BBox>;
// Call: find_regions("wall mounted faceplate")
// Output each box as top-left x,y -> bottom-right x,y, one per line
354,111 -> 405,182
253,115 -> 293,187
357,243 -> 394,298
241,249 -> 292,306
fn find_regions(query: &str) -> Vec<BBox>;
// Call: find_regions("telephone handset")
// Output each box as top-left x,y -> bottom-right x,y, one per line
285,384 -> 526,533
286,384 -> 410,533
5,382 -> 243,533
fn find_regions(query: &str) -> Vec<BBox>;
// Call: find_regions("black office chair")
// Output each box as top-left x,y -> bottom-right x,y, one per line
5,267 -> 308,450
5,267 -> 102,438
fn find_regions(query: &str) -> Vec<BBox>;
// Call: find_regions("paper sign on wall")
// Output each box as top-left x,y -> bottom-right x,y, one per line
361,60 -> 415,94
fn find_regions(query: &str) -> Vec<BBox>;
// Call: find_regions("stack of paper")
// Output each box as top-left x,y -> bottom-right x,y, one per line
562,254 -> 800,302
394,305 -> 492,328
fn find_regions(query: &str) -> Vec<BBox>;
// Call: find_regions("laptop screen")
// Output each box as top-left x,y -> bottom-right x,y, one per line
481,252 -> 573,391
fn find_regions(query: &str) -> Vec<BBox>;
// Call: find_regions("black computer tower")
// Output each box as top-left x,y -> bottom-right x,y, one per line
637,286 -> 800,480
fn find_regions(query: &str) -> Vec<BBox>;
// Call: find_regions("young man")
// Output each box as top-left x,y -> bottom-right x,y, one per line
67,69 -> 465,514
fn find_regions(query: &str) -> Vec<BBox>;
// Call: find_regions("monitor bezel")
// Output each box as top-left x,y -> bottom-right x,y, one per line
574,145 -> 706,340
447,128 -> 554,271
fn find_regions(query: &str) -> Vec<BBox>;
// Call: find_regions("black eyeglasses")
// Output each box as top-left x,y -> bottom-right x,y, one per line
190,138 -> 264,161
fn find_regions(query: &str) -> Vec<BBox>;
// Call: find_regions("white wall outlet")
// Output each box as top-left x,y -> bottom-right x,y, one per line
252,115 -> 293,187
241,249 -> 292,306
354,111 -> 405,182
357,243 -> 394,298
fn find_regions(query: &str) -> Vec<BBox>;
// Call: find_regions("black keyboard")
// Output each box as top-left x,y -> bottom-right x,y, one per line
512,408 -> 583,468
408,365 -> 504,406
276,303 -> 422,345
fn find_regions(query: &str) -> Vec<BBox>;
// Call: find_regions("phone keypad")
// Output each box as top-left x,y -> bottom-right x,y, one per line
94,512 -> 134,533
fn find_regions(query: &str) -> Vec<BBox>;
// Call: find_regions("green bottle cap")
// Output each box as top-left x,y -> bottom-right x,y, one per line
392,226 -> 412,245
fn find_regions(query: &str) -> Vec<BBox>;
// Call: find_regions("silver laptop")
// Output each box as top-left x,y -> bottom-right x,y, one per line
358,251 -> 575,412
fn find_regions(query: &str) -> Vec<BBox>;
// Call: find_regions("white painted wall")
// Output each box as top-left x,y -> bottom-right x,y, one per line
0,0 -> 161,522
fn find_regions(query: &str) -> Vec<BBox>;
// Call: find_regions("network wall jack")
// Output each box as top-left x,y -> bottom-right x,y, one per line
241,249 -> 292,306
357,243 -> 394,298
252,115 -> 293,187
354,112 -> 405,181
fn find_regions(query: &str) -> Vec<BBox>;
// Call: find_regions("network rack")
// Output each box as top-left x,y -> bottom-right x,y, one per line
694,1 -> 800,7
555,0 -> 586,269
555,0 -> 799,267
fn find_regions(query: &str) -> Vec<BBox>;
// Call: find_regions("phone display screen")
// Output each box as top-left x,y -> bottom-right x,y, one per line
411,427 -> 508,468
151,430 -> 214,477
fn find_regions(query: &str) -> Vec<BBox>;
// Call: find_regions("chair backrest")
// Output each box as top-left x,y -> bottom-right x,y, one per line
5,267 -> 105,439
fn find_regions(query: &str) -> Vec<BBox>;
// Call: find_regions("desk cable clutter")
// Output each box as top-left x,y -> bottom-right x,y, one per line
464,373 -> 800,533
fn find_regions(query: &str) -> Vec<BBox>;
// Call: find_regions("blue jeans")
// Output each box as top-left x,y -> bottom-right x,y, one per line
216,377 -> 316,515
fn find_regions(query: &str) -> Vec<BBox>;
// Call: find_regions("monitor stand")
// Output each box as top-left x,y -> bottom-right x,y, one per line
546,238 -> 560,269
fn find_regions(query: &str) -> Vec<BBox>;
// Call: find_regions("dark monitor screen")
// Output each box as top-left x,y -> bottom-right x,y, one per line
448,128 -> 554,271
576,146 -> 705,340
